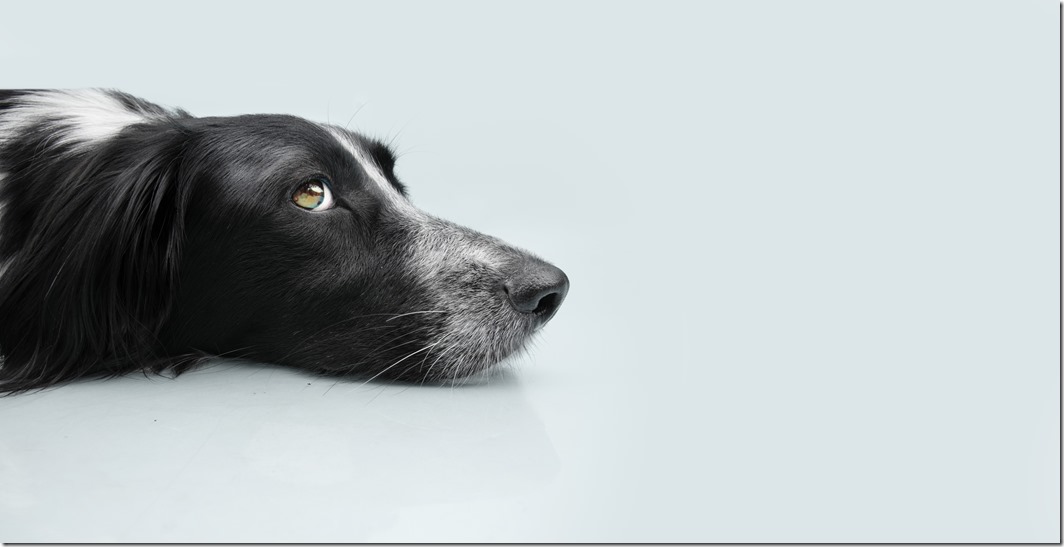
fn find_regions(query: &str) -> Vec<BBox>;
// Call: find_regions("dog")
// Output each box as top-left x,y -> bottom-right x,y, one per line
0,89 -> 568,392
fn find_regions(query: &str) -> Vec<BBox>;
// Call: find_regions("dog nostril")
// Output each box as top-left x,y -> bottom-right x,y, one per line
504,261 -> 569,323
533,292 -> 560,315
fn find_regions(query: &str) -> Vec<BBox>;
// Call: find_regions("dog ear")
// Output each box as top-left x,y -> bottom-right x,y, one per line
0,127 -> 193,392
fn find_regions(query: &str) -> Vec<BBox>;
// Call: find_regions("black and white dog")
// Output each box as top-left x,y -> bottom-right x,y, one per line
0,90 -> 568,392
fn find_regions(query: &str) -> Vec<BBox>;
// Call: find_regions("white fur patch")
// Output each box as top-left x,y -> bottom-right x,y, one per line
321,125 -> 426,217
0,89 -> 164,152
0,90 -> 172,281
322,126 -> 390,192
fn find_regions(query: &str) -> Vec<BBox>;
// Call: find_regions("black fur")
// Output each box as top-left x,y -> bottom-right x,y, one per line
0,90 -> 568,392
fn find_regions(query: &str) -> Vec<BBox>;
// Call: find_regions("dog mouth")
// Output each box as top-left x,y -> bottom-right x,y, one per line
317,262 -> 569,385
348,300 -> 553,385
408,321 -> 536,384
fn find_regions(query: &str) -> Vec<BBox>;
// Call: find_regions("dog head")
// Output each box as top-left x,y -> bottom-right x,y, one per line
0,90 -> 568,391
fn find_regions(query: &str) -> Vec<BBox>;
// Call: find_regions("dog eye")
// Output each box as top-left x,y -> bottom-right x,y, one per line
292,178 -> 334,211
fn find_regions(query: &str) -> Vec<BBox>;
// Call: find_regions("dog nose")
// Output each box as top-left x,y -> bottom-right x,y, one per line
503,259 -> 569,323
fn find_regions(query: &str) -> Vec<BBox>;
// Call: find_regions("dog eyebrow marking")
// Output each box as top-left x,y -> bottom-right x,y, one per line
0,89 -> 168,152
321,125 -> 419,213
322,126 -> 392,191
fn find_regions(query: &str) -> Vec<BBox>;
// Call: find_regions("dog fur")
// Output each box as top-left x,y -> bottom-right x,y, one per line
0,89 -> 568,392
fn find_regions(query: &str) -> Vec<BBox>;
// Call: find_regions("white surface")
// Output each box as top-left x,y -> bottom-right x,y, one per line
0,0 -> 1059,542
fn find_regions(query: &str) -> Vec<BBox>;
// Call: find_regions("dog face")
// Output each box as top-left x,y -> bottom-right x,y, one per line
0,90 -> 568,391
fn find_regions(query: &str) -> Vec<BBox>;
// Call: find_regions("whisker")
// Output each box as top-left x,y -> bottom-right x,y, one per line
275,309 -> 446,363
350,324 -> 437,364
421,335 -> 465,386
384,310 -> 446,322
355,342 -> 440,389
343,103 -> 367,131
400,331 -> 460,381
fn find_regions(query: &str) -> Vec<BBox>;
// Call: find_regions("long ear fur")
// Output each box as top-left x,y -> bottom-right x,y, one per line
0,124 -> 194,392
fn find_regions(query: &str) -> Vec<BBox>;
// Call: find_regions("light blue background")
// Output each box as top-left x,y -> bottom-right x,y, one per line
0,0 -> 1059,542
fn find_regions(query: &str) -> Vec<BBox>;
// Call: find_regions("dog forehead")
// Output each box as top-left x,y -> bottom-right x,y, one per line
194,118 -> 388,184
190,115 -> 352,177
195,114 -> 330,150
